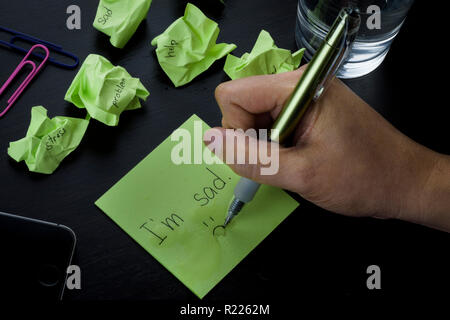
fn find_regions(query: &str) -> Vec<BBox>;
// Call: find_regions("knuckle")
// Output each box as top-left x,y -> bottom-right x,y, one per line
215,82 -> 230,105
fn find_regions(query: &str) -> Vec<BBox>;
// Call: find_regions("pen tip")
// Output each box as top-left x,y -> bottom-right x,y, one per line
224,215 -> 231,227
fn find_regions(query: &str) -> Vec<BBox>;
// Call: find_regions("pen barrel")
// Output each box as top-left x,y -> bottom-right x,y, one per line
270,9 -> 351,144
269,43 -> 338,143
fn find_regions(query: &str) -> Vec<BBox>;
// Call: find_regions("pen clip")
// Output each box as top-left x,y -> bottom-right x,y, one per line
313,8 -> 360,101
312,38 -> 348,101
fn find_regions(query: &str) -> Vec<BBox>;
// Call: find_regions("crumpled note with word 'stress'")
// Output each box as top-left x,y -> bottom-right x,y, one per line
64,54 -> 149,126
8,106 -> 89,174
151,3 -> 236,87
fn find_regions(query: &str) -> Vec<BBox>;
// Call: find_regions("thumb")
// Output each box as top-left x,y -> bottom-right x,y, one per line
203,127 -> 303,191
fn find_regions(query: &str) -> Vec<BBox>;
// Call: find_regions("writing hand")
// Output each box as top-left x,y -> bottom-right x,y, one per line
204,66 -> 450,232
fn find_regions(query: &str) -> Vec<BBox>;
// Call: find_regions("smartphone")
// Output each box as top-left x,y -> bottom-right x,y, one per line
0,211 -> 76,300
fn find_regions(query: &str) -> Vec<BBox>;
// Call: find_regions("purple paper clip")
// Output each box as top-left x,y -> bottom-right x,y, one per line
0,44 -> 49,118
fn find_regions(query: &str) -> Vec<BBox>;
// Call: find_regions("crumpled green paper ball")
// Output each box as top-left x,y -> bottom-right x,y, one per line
7,106 -> 90,174
64,54 -> 149,126
151,3 -> 237,87
93,0 -> 152,48
224,30 -> 305,80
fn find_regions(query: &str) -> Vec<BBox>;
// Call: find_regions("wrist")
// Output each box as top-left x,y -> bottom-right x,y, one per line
402,150 -> 450,232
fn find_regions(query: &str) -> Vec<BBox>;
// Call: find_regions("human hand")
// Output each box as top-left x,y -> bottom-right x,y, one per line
204,66 -> 450,231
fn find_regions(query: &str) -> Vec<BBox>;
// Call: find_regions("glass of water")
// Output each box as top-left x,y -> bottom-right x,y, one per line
295,0 -> 415,78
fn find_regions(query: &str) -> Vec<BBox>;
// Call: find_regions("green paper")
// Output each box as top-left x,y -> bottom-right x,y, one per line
224,30 -> 305,80
64,54 -> 149,126
7,106 -> 89,174
95,114 -> 299,298
150,3 -> 237,87
93,0 -> 152,48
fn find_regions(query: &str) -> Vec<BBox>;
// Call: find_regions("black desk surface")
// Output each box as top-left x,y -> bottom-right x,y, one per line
0,0 -> 448,301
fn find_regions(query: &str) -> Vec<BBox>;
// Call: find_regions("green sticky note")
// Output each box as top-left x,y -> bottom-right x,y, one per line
93,0 -> 152,48
224,30 -> 305,80
7,106 -> 89,174
150,3 -> 237,87
95,114 -> 299,298
64,54 -> 149,126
